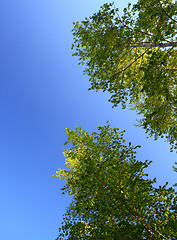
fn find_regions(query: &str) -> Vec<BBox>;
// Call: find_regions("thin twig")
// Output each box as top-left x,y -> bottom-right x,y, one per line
111,47 -> 151,79
157,0 -> 177,24
113,4 -> 171,43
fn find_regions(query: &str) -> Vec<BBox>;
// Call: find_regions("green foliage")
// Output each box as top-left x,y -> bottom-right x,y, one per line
72,0 -> 177,150
173,162 -> 177,186
54,0 -> 177,238
54,123 -> 177,239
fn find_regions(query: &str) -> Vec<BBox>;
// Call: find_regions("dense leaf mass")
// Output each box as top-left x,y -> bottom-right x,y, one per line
72,0 -> 177,150
54,123 -> 177,239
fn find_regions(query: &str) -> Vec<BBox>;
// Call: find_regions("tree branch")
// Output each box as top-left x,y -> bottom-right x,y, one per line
157,0 -> 177,24
130,42 -> 177,48
113,4 -> 172,43
111,47 -> 151,79
167,68 -> 177,71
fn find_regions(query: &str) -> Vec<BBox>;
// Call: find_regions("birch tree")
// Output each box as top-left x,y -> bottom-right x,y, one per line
54,123 -> 177,239
72,0 -> 177,150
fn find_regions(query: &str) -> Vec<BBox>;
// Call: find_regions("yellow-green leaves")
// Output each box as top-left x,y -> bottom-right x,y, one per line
55,123 -> 177,239
55,0 -> 177,238
72,0 -> 177,150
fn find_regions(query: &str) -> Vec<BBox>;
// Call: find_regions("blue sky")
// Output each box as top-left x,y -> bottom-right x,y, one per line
0,1 -> 176,239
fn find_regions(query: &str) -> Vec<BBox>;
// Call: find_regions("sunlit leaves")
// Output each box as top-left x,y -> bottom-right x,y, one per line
54,123 -> 177,239
72,0 -> 177,150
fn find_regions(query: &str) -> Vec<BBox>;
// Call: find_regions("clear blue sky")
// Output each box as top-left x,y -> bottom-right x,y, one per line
0,1 -> 176,239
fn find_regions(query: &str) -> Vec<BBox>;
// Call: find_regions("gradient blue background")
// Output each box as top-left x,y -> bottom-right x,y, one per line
0,1 -> 176,239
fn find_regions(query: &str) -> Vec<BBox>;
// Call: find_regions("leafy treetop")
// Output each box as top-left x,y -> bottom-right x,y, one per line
72,0 -> 177,150
54,123 -> 177,239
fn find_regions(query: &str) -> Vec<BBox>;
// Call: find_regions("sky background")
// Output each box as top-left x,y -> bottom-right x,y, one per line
0,1 -> 176,240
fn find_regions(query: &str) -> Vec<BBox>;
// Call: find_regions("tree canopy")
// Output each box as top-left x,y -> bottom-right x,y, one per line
54,0 -> 177,239
54,123 -> 177,239
72,0 -> 177,150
